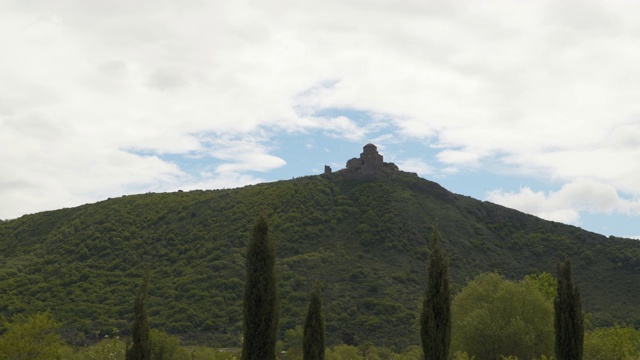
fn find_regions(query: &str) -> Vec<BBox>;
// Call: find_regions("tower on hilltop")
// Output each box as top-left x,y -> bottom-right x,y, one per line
343,144 -> 399,175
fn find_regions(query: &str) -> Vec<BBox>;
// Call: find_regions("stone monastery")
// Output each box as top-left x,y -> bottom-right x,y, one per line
324,143 -> 400,177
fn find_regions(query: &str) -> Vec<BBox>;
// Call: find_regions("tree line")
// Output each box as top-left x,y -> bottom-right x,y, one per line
229,218 -> 585,360
233,217 -> 583,360
0,216 -> 635,359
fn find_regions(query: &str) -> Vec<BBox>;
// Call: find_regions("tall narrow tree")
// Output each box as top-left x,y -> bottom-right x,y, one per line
126,272 -> 150,360
555,259 -> 584,360
420,225 -> 451,360
303,282 -> 325,360
241,216 -> 279,360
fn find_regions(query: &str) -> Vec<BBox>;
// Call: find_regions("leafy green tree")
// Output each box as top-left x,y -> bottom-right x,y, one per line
0,312 -> 63,360
420,226 -> 451,360
188,348 -> 240,360
394,346 -> 422,360
452,273 -> 554,359
584,324 -> 640,360
281,326 -> 303,360
450,352 -> 474,360
303,282 -> 325,360
368,346 -> 393,360
326,345 -> 363,360
555,260 -> 583,360
67,336 -> 126,360
241,216 -> 279,360
149,329 -> 190,360
524,272 -> 556,301
126,273 -> 151,360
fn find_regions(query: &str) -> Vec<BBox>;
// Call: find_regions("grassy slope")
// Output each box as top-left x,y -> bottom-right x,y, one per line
0,171 -> 639,348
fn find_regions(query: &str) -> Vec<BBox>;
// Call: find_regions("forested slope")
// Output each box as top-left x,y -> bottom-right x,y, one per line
0,171 -> 639,348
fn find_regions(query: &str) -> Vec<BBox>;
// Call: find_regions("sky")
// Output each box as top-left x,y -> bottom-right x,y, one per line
1,0 -> 640,239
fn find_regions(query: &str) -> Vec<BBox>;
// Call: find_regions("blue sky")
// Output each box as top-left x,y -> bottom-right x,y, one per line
1,0 -> 640,239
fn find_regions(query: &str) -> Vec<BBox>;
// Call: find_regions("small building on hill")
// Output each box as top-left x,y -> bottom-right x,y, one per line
322,143 -> 415,179
342,144 -> 399,175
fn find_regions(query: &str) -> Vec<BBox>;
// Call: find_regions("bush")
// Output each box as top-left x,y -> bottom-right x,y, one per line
452,273 -> 554,359
584,324 -> 640,360
0,312 -> 64,360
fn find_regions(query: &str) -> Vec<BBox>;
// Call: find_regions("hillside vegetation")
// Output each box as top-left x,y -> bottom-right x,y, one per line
1,171 -> 639,348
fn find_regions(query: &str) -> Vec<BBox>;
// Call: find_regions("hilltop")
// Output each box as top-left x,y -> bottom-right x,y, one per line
0,144 -> 639,348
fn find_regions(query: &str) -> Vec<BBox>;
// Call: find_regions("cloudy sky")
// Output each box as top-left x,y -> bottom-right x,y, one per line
2,0 -> 640,238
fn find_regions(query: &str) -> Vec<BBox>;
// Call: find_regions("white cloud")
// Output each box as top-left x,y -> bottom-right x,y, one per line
486,186 -> 581,224
436,149 -> 484,167
312,116 -> 368,142
487,179 -> 640,224
396,158 -> 433,176
3,0 -> 640,224
145,67 -> 189,91
215,153 -> 286,174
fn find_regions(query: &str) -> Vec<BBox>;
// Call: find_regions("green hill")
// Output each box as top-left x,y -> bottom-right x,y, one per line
1,165 -> 639,349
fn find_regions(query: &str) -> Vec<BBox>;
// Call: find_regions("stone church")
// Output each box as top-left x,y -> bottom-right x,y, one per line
324,143 -> 399,176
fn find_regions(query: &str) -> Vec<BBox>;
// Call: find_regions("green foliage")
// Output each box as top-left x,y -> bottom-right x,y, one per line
584,324 -> 640,360
149,329 -> 190,360
451,352 -> 475,360
61,340 -> 236,360
281,326 -> 303,360
420,225 -> 451,360
524,272 -> 557,301
555,260 -> 584,360
0,171 -> 639,347
159,346 -> 239,360
326,344 -> 362,360
452,273 -> 554,359
303,283 -> 325,360
126,274 -> 150,360
0,312 -> 64,360
324,344 -> 420,360
241,217 -> 279,360
605,238 -> 640,270
62,336 -> 127,360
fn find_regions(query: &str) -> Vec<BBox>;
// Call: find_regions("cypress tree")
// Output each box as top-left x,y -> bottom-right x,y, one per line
420,225 -> 451,360
126,273 -> 151,360
241,216 -> 279,360
303,282 -> 325,360
554,259 -> 583,360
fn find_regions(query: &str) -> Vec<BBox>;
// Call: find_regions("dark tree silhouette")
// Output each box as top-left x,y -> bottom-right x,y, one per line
126,273 -> 150,360
420,225 -> 451,360
554,259 -> 584,360
241,216 -> 279,360
303,282 -> 325,360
